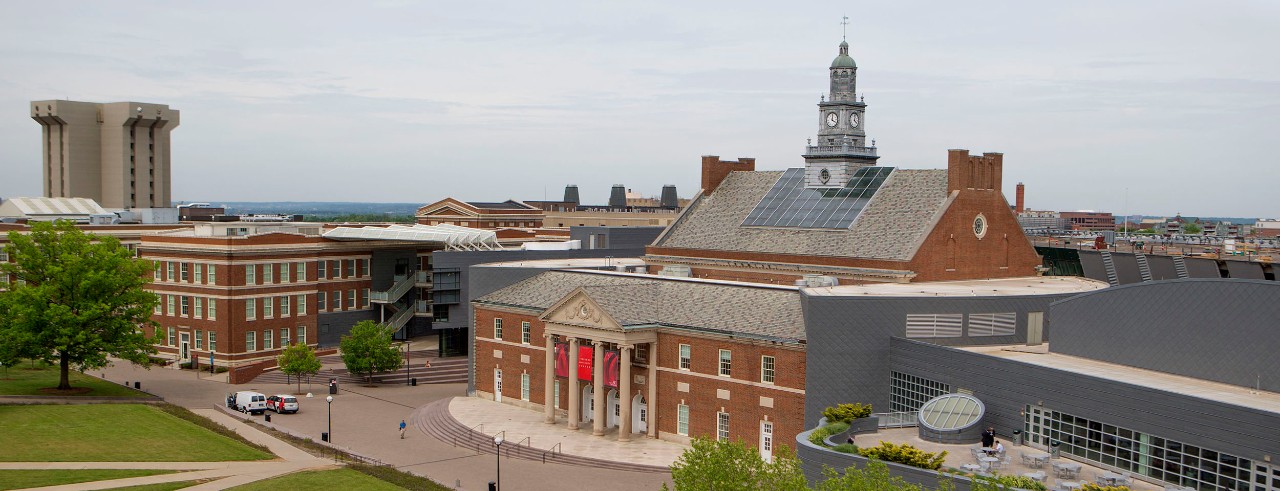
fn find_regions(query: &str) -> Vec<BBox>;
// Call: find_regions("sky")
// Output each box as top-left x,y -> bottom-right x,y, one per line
0,1 -> 1277,217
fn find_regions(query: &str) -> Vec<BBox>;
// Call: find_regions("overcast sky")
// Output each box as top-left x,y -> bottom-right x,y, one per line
1,1 -> 1276,217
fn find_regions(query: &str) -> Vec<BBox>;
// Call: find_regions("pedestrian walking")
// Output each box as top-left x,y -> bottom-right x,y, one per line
400,419 -> 407,439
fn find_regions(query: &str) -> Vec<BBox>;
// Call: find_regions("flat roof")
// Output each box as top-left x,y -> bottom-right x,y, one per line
477,257 -> 649,269
805,276 -> 1107,297
961,344 -> 1280,416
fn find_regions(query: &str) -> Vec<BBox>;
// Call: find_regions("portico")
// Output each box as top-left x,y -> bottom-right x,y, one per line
540,289 -> 657,442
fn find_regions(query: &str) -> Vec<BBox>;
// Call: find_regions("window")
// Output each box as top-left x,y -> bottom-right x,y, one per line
166,262 -> 174,281
717,412 -> 730,442
332,260 -> 340,278
246,264 -> 256,285
280,328 -> 290,347
264,263 -> 274,284
362,288 -> 370,308
208,332 -> 216,352
317,292 -> 326,311
263,330 -> 273,350
153,264 -> 161,281
280,296 -> 290,317
494,318 -> 503,339
180,296 -> 189,316
679,344 -> 691,370
296,262 -> 306,282
245,298 -> 256,320
194,297 -> 203,319
521,321 -> 531,344
168,327 -> 175,346
180,263 -> 189,282
521,373 -> 530,401
332,291 -> 341,310
297,326 -> 306,346
154,295 -> 162,315
433,304 -> 449,322
719,349 -> 732,376
761,355 -> 775,384
194,264 -> 202,284
318,260 -> 327,278
207,298 -> 216,320
346,259 -> 356,278
167,295 -> 175,316
194,329 -> 203,349
246,331 -> 256,351
554,380 -> 561,409
360,259 -> 369,276
677,404 -> 690,436
890,371 -> 950,413
263,297 -> 274,318
347,289 -> 356,309
280,263 -> 290,283
297,294 -> 307,315
208,264 -> 216,284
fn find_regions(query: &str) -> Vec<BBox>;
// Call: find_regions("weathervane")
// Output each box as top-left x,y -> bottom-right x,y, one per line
841,16 -> 849,41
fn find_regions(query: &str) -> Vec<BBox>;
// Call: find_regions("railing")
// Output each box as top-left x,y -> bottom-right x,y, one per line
805,144 -> 878,157
415,300 -> 431,316
385,303 -> 416,333
873,411 -> 918,428
454,423 -> 484,448
416,270 -> 432,286
544,442 -> 562,464
370,272 -> 416,304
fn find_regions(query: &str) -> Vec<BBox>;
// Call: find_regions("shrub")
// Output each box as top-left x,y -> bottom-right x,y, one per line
857,441 -> 947,470
831,443 -> 859,454
807,421 -> 850,447
179,362 -> 193,370
822,403 -> 873,423
974,472 -> 1048,491
1080,484 -> 1129,491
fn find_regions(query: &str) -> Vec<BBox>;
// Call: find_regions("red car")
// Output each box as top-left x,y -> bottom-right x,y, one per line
265,394 -> 299,414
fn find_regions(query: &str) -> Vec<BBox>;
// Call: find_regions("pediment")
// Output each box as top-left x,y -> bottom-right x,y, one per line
540,289 -> 623,331
416,198 -> 480,217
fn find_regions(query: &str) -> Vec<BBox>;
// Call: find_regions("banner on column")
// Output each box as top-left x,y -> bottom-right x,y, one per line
554,343 -> 569,378
578,345 -> 594,381
603,350 -> 621,388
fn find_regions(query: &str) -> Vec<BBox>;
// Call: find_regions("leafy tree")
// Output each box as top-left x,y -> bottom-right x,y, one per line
1183,223 -> 1202,234
817,459 -> 925,491
339,320 -> 402,384
277,342 -> 322,393
666,437 -> 809,491
0,220 -> 158,390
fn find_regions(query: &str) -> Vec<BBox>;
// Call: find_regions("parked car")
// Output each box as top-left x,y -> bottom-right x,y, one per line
266,394 -> 299,414
233,391 -> 267,414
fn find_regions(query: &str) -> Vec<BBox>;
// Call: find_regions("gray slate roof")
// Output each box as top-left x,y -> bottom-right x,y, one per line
475,270 -> 805,342
654,168 -> 949,261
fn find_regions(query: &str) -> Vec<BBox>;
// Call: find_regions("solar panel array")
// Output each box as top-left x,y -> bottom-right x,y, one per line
741,166 -> 894,229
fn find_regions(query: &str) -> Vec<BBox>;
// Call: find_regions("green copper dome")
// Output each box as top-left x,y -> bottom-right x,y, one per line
831,40 -> 856,68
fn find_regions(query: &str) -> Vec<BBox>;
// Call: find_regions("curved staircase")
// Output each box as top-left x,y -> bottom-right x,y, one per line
248,349 -> 468,386
412,397 -> 670,474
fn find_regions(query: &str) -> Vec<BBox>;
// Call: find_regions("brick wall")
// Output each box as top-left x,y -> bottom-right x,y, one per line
701,155 -> 756,195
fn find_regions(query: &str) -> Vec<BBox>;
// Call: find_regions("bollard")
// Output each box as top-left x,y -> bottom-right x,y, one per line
265,413 -> 271,423
322,432 -> 329,442
411,378 -> 417,386
134,381 -> 140,390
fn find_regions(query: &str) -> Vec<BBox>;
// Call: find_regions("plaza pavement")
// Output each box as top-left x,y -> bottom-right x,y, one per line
95,344 -> 678,491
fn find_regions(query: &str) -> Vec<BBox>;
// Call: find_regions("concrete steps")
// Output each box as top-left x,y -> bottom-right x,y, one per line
413,397 -> 670,474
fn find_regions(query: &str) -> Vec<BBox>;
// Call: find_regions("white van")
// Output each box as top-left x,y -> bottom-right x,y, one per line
233,391 -> 267,414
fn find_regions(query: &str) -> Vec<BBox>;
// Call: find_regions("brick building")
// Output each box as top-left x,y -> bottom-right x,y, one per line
1060,211 -> 1116,232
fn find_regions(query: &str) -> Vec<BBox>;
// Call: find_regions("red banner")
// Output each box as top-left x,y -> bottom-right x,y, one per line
578,345 -> 593,381
603,350 -> 621,388
554,343 -> 568,378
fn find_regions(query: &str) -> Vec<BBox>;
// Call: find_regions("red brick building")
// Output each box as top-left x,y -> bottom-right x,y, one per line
1060,211 -> 1116,232
416,198 -> 544,229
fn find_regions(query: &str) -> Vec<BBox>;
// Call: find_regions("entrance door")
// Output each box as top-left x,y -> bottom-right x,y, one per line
760,421 -> 774,463
582,386 -> 594,423
494,369 -> 503,403
179,332 -> 190,362
607,390 -> 619,428
1024,406 -> 1050,447
632,395 -> 648,433
1027,312 -> 1044,345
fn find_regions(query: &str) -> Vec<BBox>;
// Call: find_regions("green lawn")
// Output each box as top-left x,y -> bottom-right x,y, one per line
227,468 -> 406,490
0,469 -> 176,490
0,404 -> 274,462
0,362 -> 148,397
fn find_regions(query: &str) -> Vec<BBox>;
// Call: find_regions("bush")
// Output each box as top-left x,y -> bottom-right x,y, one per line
822,403 -> 873,423
857,441 -> 947,470
807,421 -> 850,447
831,443 -> 859,454
974,472 -> 1048,491
178,362 -> 193,370
147,357 -> 171,366
1080,484 -> 1129,491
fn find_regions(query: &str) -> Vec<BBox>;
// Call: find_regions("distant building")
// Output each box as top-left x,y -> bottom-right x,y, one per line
31,100 -> 180,208
1017,210 -> 1067,230
415,199 -> 544,228
1255,219 -> 1280,238
0,197 -> 109,222
1060,211 -> 1115,232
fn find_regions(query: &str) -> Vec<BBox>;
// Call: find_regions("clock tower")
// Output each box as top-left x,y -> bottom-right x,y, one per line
804,38 -> 880,189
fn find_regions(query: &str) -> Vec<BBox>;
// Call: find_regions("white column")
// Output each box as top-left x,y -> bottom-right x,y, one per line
647,340 -> 658,439
618,345 -> 633,442
592,340 -> 606,436
544,333 -> 555,424
567,337 -> 580,430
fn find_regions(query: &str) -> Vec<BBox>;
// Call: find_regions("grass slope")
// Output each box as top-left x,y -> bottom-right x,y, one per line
0,469 -> 175,490
0,363 -> 148,397
0,404 -> 274,462
227,468 -> 406,490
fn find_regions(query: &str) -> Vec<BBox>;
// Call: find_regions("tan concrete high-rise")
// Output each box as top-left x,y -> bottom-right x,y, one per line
31,100 -> 180,208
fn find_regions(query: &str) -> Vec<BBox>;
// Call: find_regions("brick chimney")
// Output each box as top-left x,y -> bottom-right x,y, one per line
1015,182 -> 1025,213
946,149 -> 1003,193
701,155 -> 756,195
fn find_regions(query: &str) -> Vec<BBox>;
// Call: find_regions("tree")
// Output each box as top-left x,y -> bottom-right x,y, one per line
339,320 -> 402,384
277,342 -> 322,393
1183,223 -> 1203,235
666,437 -> 809,491
0,220 -> 158,390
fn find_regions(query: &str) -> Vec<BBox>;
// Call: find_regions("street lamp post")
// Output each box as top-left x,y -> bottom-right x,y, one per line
326,395 -> 333,445
494,435 -> 504,491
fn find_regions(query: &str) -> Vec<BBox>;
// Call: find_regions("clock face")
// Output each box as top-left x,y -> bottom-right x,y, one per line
973,214 -> 988,238
825,112 -> 838,127
849,113 -> 860,128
